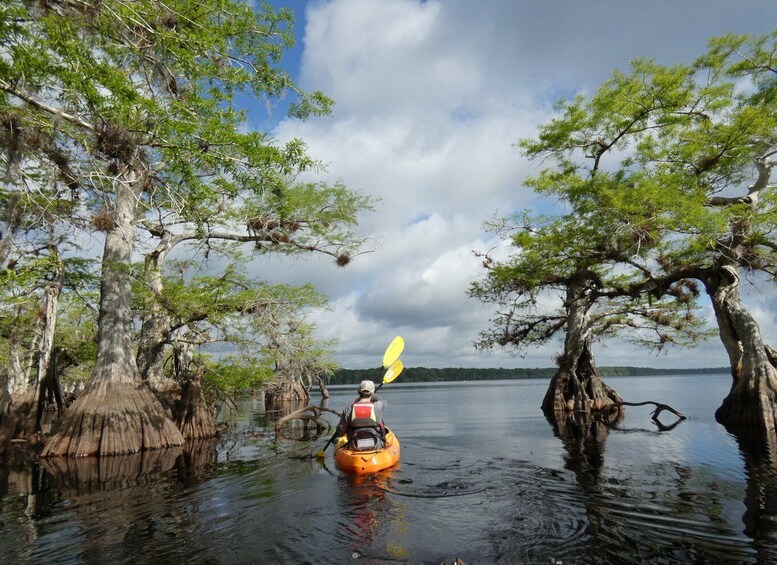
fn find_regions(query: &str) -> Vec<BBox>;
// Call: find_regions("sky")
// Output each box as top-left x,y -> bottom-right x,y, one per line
248,0 -> 777,370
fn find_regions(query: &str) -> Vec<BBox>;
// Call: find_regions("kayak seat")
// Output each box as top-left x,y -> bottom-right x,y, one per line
349,427 -> 384,451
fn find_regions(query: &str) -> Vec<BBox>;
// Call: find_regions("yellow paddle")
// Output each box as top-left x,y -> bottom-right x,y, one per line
382,335 -> 404,369
376,359 -> 403,392
315,337 -> 404,458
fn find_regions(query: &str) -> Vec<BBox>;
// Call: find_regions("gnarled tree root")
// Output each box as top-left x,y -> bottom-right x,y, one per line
594,400 -> 686,429
275,405 -> 341,439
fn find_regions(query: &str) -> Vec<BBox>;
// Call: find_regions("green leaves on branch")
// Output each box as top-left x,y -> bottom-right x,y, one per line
2,0 -> 367,398
474,29 -> 777,357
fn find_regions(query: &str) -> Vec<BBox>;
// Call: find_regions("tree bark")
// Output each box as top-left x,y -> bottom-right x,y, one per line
6,306 -> 41,399
1,268 -> 62,444
317,376 -> 330,399
172,353 -> 219,440
174,372 -> 218,440
707,265 -> 777,431
42,167 -> 184,456
264,378 -> 310,406
31,260 -> 64,434
136,231 -> 178,395
542,282 -> 624,415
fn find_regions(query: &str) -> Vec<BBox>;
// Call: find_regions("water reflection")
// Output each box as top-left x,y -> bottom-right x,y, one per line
727,427 -> 777,562
335,470 -> 410,563
544,409 -> 777,563
0,440 -> 222,564
3,377 -> 777,563
548,411 -> 612,488
42,447 -> 183,496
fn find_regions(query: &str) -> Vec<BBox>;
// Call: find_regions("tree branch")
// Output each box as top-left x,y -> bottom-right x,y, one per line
0,81 -> 95,131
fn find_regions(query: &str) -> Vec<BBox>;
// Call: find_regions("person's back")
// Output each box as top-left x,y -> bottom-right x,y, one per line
337,380 -> 387,450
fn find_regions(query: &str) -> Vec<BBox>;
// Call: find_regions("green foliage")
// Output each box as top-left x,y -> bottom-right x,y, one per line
473,30 -> 777,358
52,292 -> 99,383
1,0 -> 369,249
132,258 -> 329,345
205,357 -> 274,393
1,0 -> 369,387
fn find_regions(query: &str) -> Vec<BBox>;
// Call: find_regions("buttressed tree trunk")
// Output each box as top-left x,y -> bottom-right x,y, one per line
708,265 -> 777,431
264,375 -> 310,406
542,283 -> 623,415
42,167 -> 184,457
174,359 -> 219,440
170,335 -> 218,439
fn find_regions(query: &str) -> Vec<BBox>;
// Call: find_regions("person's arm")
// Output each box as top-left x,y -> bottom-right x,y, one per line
335,406 -> 350,436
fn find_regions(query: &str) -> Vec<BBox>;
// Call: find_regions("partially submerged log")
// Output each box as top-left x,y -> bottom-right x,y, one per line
594,400 -> 686,428
275,405 -> 340,439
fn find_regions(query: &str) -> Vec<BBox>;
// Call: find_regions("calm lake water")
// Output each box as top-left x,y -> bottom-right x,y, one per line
2,373 -> 777,564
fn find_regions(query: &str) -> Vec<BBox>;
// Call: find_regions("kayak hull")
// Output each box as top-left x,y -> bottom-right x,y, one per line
334,430 -> 400,474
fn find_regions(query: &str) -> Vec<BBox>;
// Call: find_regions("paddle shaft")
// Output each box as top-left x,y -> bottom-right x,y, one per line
318,430 -> 338,455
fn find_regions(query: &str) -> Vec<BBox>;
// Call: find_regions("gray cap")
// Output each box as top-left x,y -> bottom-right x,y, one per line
358,380 -> 375,395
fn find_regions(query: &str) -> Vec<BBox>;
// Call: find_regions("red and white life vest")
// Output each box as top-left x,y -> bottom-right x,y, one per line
349,401 -> 381,429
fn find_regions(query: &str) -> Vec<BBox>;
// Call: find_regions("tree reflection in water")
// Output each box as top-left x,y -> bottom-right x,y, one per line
547,409 -> 777,563
728,426 -> 777,563
547,410 -> 615,489
0,440 -> 219,563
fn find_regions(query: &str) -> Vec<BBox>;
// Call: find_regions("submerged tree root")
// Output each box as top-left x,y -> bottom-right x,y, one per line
275,405 -> 341,439
594,400 -> 686,428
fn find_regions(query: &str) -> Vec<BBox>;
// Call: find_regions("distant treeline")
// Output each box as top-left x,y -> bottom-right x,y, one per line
328,365 -> 730,385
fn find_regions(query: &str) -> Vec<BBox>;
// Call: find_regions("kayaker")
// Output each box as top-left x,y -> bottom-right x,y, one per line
336,380 -> 387,450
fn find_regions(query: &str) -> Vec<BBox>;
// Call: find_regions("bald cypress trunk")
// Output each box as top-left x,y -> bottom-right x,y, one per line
136,231 -> 179,395
542,282 -> 623,415
42,168 -> 183,457
170,341 -> 218,439
264,377 -> 310,406
708,265 -> 777,431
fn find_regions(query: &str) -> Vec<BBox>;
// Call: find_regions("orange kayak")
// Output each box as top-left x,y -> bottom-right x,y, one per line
334,430 -> 400,474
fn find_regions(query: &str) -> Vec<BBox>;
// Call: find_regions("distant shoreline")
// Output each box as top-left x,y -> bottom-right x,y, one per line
329,366 -> 730,385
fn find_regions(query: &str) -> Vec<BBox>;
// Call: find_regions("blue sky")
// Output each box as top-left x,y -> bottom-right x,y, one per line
250,0 -> 777,369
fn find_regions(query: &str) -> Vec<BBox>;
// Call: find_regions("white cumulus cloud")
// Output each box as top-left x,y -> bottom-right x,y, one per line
257,0 -> 777,369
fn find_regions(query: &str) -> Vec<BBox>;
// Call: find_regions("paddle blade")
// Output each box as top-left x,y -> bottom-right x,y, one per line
383,359 -> 403,384
315,450 -> 326,458
382,336 -> 404,367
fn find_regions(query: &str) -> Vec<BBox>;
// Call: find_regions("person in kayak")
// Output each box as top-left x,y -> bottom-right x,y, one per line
336,380 -> 387,451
